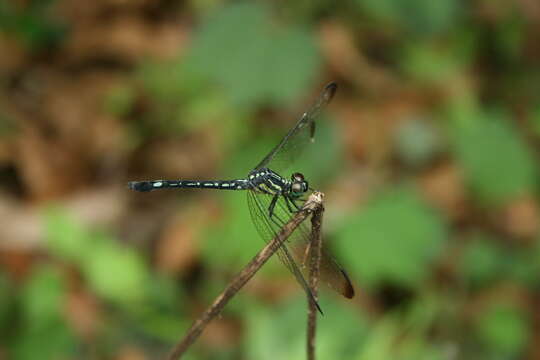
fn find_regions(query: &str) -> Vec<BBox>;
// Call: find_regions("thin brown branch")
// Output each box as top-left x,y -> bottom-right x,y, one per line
307,194 -> 324,360
167,192 -> 325,360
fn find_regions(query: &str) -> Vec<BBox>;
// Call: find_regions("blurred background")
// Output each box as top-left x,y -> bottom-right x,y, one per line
1,0 -> 540,359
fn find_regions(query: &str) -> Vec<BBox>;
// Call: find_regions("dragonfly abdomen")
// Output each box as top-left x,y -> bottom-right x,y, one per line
128,179 -> 250,192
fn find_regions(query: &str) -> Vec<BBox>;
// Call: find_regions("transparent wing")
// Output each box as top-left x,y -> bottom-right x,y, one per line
273,195 -> 355,299
247,190 -> 354,299
247,190 -> 316,303
254,82 -> 337,173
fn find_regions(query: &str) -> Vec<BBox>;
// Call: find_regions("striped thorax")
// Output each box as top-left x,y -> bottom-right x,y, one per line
248,168 -> 308,199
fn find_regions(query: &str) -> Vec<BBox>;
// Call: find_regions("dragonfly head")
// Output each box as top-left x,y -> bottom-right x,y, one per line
290,172 -> 309,198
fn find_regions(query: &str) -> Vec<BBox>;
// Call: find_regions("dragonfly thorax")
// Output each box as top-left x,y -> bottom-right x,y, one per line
247,168 -> 308,198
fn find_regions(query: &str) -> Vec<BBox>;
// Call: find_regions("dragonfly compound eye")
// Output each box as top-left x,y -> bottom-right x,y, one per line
291,182 -> 303,193
291,180 -> 308,195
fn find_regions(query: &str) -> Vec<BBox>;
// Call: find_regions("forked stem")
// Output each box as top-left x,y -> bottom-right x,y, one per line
168,192 -> 325,360
307,194 -> 324,360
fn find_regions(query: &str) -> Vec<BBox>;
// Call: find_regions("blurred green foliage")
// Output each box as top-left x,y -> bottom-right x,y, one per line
45,208 -> 149,304
133,2 -> 321,138
12,266 -> 77,360
38,209 -> 187,357
336,187 -> 446,288
452,110 -> 536,204
245,297 -> 369,360
356,0 -> 460,37
0,0 -> 66,50
401,41 -> 470,85
2,0 -> 540,359
474,302 -> 530,358
460,233 -> 506,287
187,3 -> 321,107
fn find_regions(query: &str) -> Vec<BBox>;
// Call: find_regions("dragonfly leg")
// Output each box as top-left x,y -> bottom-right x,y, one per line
284,196 -> 303,213
267,194 -> 279,218
291,198 -> 303,211
256,184 -> 273,195
283,195 -> 295,213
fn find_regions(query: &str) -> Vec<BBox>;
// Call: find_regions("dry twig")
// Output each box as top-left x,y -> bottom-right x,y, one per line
168,191 -> 325,360
307,197 -> 324,360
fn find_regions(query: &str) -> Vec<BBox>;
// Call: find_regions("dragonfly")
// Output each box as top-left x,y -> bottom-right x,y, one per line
128,82 -> 354,311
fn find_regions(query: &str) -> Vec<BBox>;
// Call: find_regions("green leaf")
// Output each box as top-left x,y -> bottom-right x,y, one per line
474,303 -> 530,357
357,317 -> 399,360
82,239 -> 149,305
128,276 -> 188,342
245,296 -> 369,360
401,42 -> 468,85
355,0 -> 460,36
452,110 -> 537,204
44,208 -> 150,305
188,3 -> 320,107
508,240 -> 540,286
12,319 -> 76,360
0,274 -> 13,331
335,187 -> 447,288
358,311 -> 444,360
44,207 -> 92,262
20,265 -> 65,326
12,265 -> 77,360
459,234 -> 505,287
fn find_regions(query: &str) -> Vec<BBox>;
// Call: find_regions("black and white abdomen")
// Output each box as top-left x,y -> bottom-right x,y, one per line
128,179 -> 250,192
